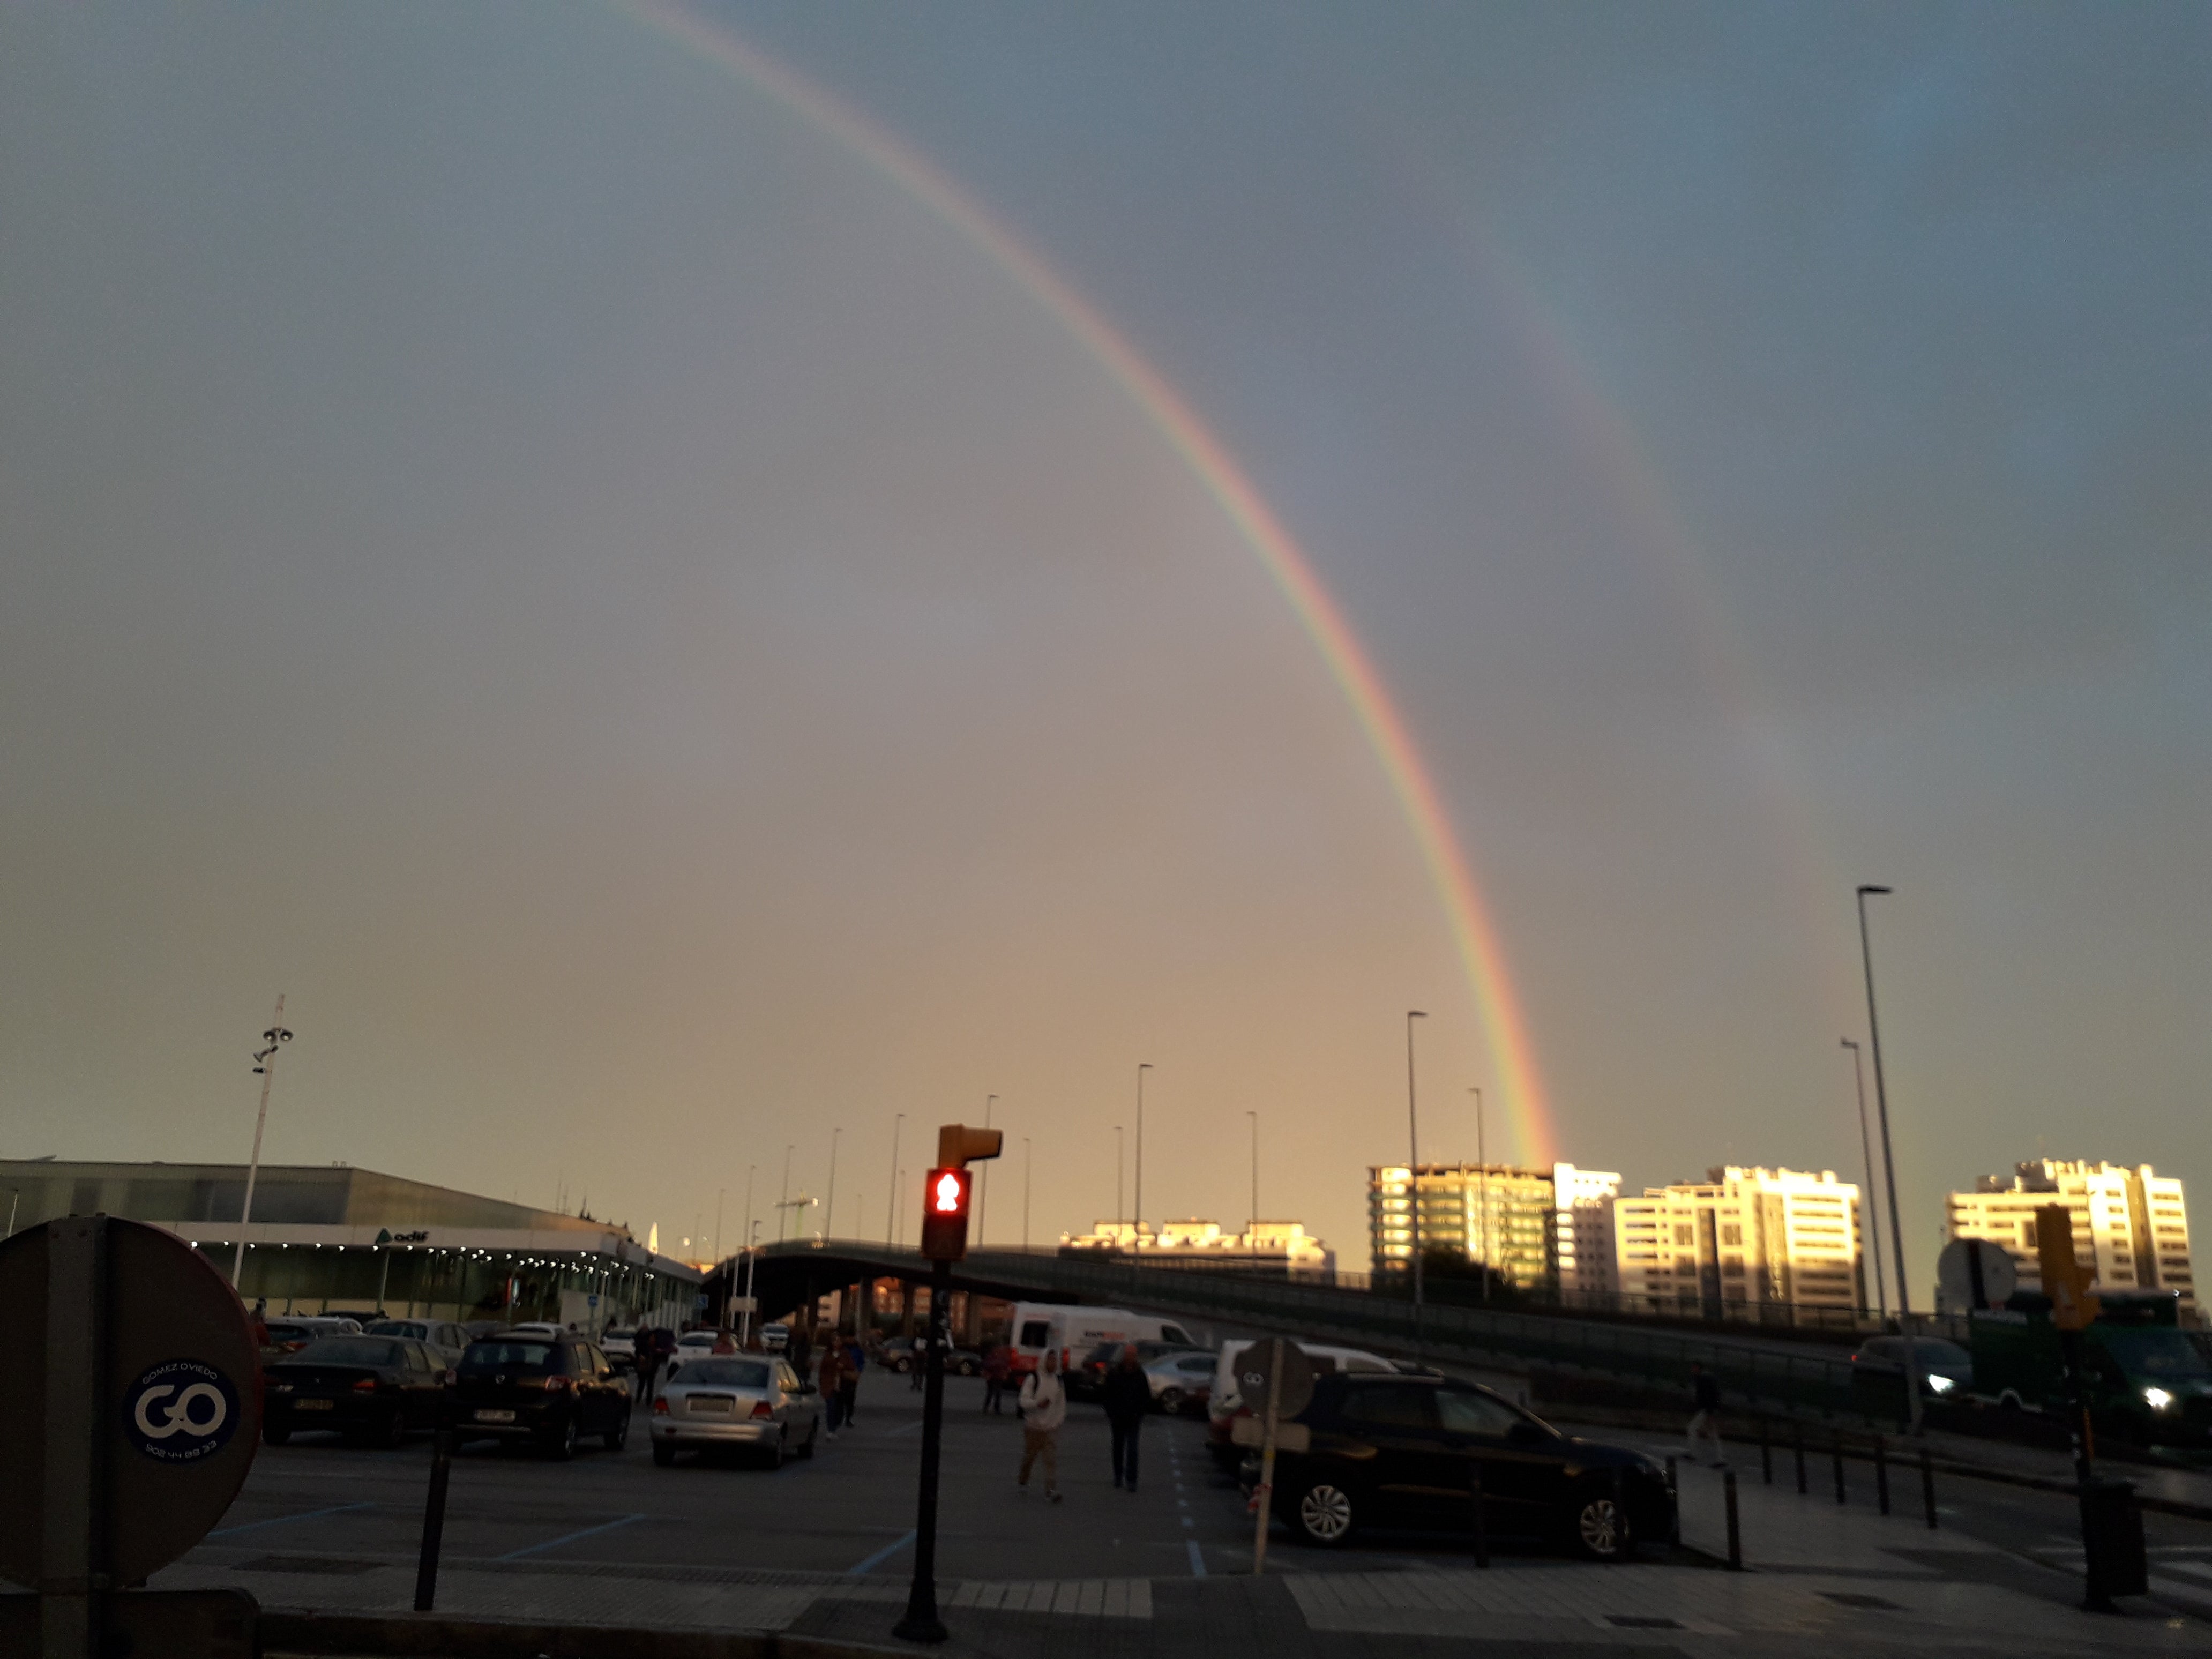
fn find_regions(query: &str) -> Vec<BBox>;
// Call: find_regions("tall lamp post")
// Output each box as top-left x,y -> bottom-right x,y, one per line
885,1115 -> 903,1245
1115,1126 -> 1124,1245
1246,1110 -> 1259,1266
1857,884 -> 1923,1431
1841,1038 -> 1889,1324
1022,1137 -> 1032,1250
1406,1011 -> 1428,1353
233,996 -> 294,1288
825,1127 -> 841,1243
977,1095 -> 995,1247
1134,1065 -> 1152,1252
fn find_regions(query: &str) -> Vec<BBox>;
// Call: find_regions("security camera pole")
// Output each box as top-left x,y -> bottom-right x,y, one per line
894,1123 -> 1002,1646
233,995 -> 294,1287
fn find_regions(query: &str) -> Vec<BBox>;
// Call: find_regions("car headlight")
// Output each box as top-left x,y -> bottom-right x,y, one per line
1925,1374 -> 1955,1395
2144,1386 -> 2174,1412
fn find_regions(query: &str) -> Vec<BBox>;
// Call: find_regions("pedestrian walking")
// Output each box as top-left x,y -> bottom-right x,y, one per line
819,1343 -> 849,1436
1101,1344 -> 1150,1492
981,1341 -> 1011,1414
789,1324 -> 813,1379
839,1336 -> 863,1428
910,1333 -> 926,1391
1686,1361 -> 1725,1466
1016,1348 -> 1066,1502
637,1329 -> 666,1403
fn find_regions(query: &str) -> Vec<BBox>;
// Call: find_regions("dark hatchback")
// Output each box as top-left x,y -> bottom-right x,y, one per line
1249,1372 -> 1673,1559
453,1333 -> 631,1459
264,1336 -> 450,1447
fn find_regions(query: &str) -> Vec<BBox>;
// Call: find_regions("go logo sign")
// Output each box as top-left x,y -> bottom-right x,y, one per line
122,1358 -> 241,1463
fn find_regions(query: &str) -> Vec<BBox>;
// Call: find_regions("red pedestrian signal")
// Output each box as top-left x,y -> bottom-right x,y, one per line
920,1166 -> 971,1261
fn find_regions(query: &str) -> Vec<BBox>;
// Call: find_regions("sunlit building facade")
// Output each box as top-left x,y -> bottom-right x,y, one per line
1367,1163 -> 1621,1292
1060,1218 -> 1334,1279
1944,1160 -> 2195,1321
1612,1167 -> 1865,1316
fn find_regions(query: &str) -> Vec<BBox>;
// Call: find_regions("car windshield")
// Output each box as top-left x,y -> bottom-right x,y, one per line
1914,1340 -> 1971,1367
674,1360 -> 771,1388
2101,1329 -> 2212,1380
1019,1321 -> 1052,1347
294,1337 -> 403,1367
461,1341 -> 561,1372
367,1321 -> 427,1338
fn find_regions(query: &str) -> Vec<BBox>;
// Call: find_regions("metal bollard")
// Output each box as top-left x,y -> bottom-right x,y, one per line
1793,1425 -> 1807,1495
1874,1434 -> 1890,1515
1833,1436 -> 1847,1504
1470,1465 -> 1489,1570
1723,1468 -> 1742,1571
1920,1445 -> 1938,1530
414,1421 -> 454,1612
1759,1418 -> 1772,1485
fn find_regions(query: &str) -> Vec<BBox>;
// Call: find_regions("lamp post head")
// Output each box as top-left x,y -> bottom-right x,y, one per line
1857,884 -> 1892,897
1409,1010 -> 1427,1020
1841,1037 -> 1859,1051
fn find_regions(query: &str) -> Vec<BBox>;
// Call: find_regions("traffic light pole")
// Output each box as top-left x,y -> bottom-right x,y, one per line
894,1257 -> 953,1645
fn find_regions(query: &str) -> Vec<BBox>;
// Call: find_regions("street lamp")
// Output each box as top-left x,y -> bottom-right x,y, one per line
1246,1110 -> 1259,1264
1115,1126 -> 1124,1245
740,1220 -> 763,1346
779,1145 -> 794,1243
1022,1137 -> 1032,1251
1841,1038 -> 1889,1324
1134,1065 -> 1152,1251
977,1095 -> 996,1248
1406,1011 -> 1428,1351
233,996 -> 294,1288
1857,884 -> 1923,1431
826,1128 -> 840,1243
885,1115 -> 903,1245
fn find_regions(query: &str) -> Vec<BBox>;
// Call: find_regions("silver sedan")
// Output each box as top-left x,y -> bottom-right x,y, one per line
649,1356 -> 823,1469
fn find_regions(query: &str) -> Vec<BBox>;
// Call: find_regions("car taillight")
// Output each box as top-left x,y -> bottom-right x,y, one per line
545,1377 -> 569,1393
750,1400 -> 773,1420
652,1396 -> 669,1415
352,1377 -> 377,1392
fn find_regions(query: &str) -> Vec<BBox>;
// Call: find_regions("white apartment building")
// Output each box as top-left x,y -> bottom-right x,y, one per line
1059,1219 -> 1334,1279
1613,1167 -> 1865,1315
1366,1163 -> 1622,1294
1944,1161 -> 2195,1321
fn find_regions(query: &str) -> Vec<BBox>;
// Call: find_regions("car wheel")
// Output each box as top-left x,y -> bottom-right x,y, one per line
652,1440 -> 676,1467
604,1410 -> 629,1452
893,1357 -> 909,1374
797,1418 -> 819,1460
1157,1386 -> 1184,1414
379,1408 -> 408,1450
1291,1482 -> 1356,1547
549,1416 -> 578,1462
263,1421 -> 291,1447
759,1425 -> 786,1471
1572,1493 -> 1630,1560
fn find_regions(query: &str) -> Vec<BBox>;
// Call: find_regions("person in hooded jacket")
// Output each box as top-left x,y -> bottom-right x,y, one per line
1015,1348 -> 1066,1501
1100,1344 -> 1151,1492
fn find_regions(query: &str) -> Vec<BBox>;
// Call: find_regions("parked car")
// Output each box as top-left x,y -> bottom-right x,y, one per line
260,1315 -> 363,1359
758,1322 -> 790,1353
880,1335 -> 981,1376
1072,1339 -> 1202,1400
650,1355 -> 821,1468
1144,1350 -> 1220,1414
364,1318 -> 470,1368
600,1327 -> 638,1370
503,1321 -> 565,1339
1245,1371 -> 1672,1558
263,1335 -> 450,1447
1207,1340 -> 1398,1467
452,1332 -> 632,1459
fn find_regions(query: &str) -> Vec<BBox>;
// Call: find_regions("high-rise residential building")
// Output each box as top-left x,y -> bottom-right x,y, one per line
1059,1219 -> 1334,1279
1366,1163 -> 1621,1292
1612,1167 -> 1865,1315
1944,1161 -> 2195,1321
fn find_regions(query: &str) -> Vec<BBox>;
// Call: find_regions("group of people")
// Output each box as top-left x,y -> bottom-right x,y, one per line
1006,1344 -> 1153,1503
814,1336 -> 867,1434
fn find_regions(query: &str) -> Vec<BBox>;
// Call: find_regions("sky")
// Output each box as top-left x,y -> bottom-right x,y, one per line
2,2 -> 2206,1289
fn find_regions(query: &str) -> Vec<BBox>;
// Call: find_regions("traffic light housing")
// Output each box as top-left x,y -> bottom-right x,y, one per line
920,1166 -> 972,1261
938,1124 -> 1003,1168
2036,1202 -> 2101,1331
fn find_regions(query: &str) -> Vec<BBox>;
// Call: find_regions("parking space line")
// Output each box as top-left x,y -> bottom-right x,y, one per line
208,1501 -> 373,1538
497,1513 -> 646,1561
848,1529 -> 916,1575
1186,1540 -> 1207,1578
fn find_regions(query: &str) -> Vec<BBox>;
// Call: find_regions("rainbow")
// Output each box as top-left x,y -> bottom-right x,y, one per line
621,2 -> 1560,1165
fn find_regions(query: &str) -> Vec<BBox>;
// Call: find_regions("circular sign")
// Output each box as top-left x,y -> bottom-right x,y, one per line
0,1217 -> 261,1590
123,1359 -> 242,1463
1938,1236 -> 2019,1312
1237,1338 -> 1314,1421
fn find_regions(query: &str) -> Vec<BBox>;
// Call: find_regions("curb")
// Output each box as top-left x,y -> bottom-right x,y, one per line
263,1611 -> 913,1659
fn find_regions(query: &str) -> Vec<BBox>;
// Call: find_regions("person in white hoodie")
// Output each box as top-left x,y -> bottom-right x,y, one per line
1015,1348 -> 1067,1501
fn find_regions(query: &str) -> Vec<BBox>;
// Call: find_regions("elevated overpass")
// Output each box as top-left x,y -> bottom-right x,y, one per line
728,1239 -> 1869,1421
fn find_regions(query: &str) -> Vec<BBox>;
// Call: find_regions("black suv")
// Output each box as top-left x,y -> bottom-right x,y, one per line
453,1332 -> 632,1459
1250,1372 -> 1672,1558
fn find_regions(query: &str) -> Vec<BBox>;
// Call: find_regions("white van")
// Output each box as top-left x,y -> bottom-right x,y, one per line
1205,1338 -> 1398,1464
1008,1304 -> 1198,1378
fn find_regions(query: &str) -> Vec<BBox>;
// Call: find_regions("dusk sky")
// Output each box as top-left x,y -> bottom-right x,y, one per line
3,3 -> 2206,1286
